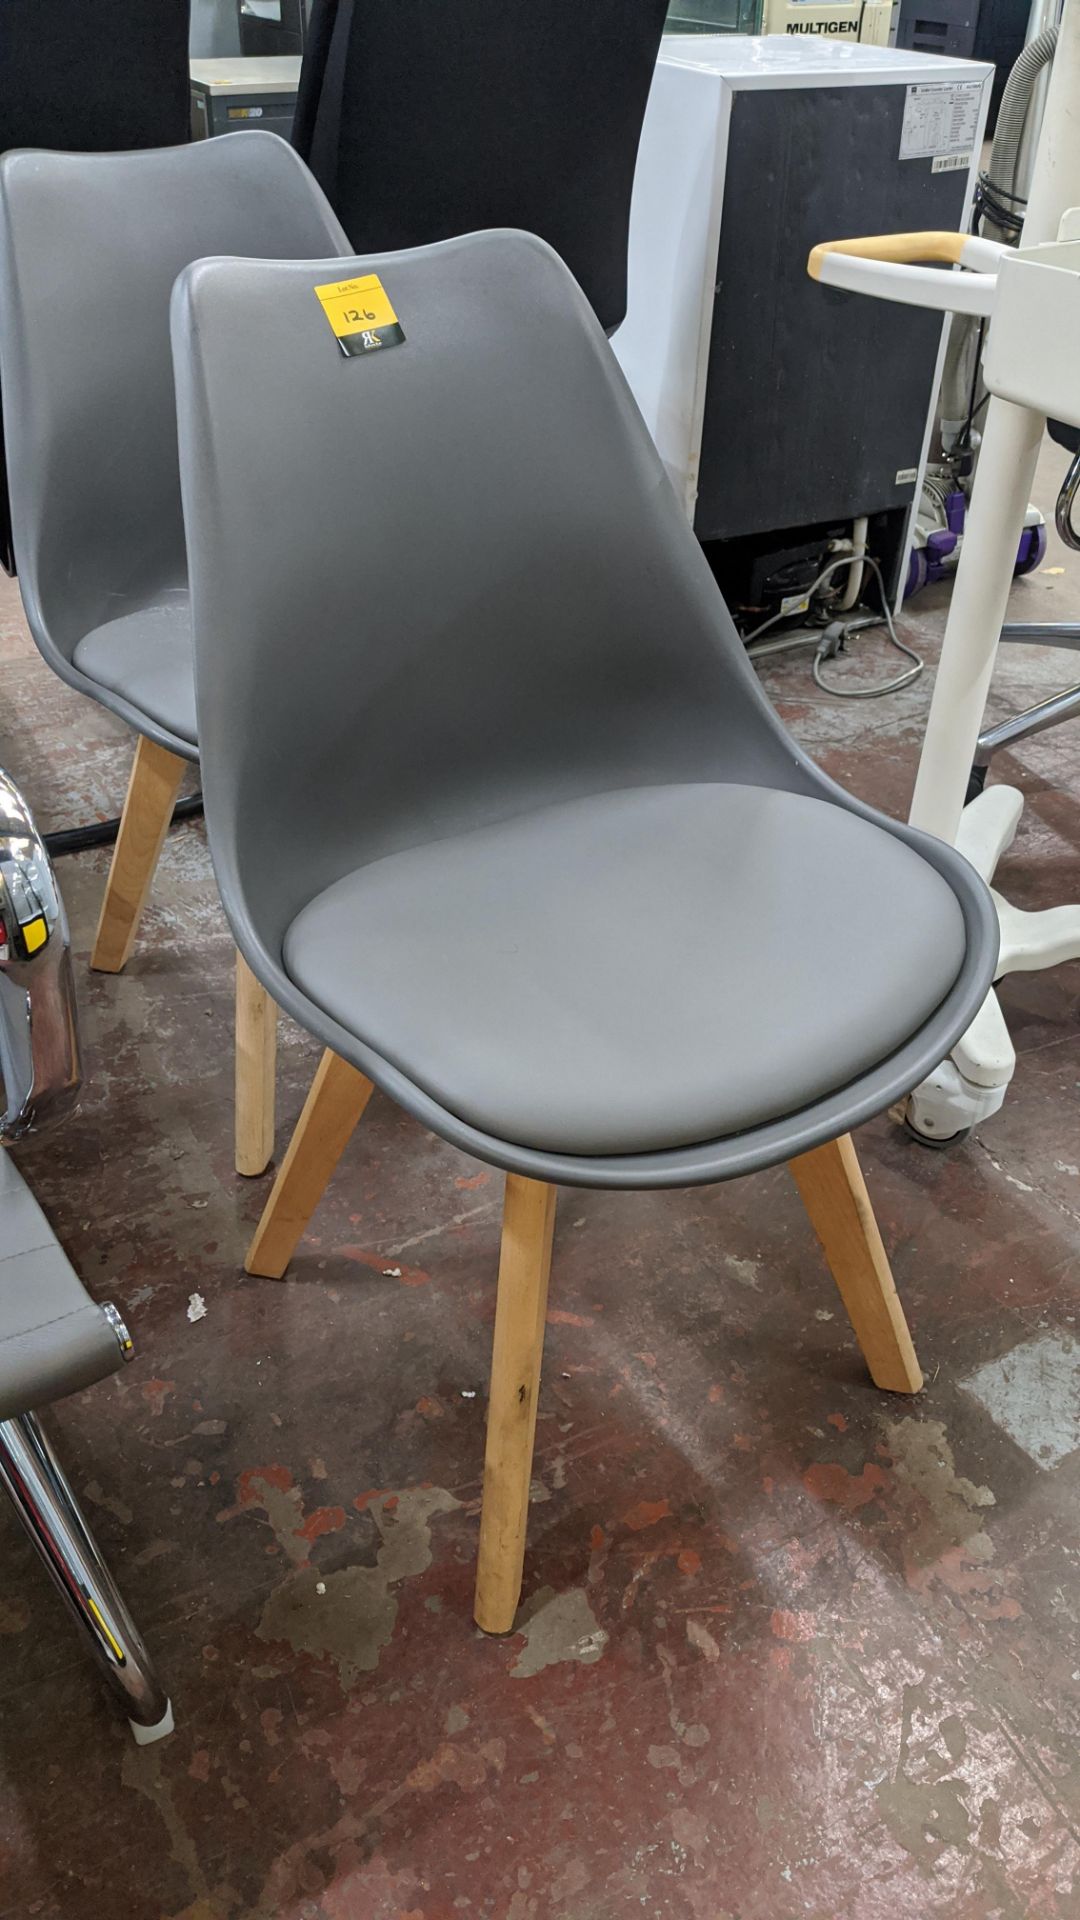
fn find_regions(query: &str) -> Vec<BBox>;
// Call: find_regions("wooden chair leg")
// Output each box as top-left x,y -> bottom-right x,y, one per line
90,735 -> 187,973
474,1174 -> 557,1634
245,1048 -> 373,1279
234,952 -> 277,1177
788,1133 -> 923,1394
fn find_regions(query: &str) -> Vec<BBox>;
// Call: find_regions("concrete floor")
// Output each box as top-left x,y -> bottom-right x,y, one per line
0,446 -> 1078,1920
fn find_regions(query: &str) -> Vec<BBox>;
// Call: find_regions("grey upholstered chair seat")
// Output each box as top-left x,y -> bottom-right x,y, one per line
0,1151 -> 122,1420
72,584 -> 196,750
283,783 -> 966,1156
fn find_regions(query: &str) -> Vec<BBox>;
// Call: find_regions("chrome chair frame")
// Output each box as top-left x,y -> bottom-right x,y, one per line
0,769 -> 171,1740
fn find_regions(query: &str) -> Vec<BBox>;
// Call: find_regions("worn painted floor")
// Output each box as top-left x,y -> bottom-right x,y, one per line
0,444 -> 1078,1920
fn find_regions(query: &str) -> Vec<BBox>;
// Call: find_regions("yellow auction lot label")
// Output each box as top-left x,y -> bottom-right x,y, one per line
314,275 -> 405,357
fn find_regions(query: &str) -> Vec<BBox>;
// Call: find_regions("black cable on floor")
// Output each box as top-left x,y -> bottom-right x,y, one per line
43,791 -> 205,858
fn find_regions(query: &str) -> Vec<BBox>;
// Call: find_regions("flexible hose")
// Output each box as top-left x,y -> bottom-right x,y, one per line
745,553 -> 923,700
987,24 -> 1059,227
836,515 -> 868,612
44,792 -> 204,858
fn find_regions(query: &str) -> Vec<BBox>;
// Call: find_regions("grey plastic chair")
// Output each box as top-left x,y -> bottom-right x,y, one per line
0,0 -> 193,576
0,132 -> 348,1175
170,232 -> 999,1635
0,769 -> 170,1741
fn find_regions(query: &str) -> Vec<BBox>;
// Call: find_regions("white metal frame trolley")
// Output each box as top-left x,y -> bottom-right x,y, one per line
808,0 -> 1080,1143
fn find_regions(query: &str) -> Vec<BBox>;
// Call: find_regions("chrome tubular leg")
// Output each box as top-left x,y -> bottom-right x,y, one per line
1000,622 -> 1080,651
1055,448 -> 1080,551
975,680 -> 1080,766
0,1411 -> 173,1741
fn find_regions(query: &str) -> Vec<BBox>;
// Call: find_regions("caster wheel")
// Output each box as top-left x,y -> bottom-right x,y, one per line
1013,521 -> 1048,577
904,1118 -> 973,1151
965,762 -> 989,806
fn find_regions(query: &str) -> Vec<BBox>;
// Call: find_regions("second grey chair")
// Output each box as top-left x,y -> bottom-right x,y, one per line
0,132 -> 348,1175
170,232 -> 998,1636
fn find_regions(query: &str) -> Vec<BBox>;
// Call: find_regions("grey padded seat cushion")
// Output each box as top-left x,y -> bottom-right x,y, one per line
0,1151 -> 121,1420
284,783 -> 967,1157
72,586 -> 196,748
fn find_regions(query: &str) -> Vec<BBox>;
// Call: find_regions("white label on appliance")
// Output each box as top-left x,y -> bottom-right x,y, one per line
895,467 -> 918,485
932,152 -> 970,174
899,82 -> 982,162
780,592 -> 810,618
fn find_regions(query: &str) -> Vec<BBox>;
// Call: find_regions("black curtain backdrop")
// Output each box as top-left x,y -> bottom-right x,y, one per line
293,0 -> 669,335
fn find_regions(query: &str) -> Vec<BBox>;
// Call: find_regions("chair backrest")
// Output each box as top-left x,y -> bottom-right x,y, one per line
292,0 -> 669,333
0,0 -> 193,576
0,134 -> 348,665
171,232 -> 811,958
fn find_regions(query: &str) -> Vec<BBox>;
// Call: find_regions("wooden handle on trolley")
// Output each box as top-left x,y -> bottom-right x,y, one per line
808,231 -> 967,279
